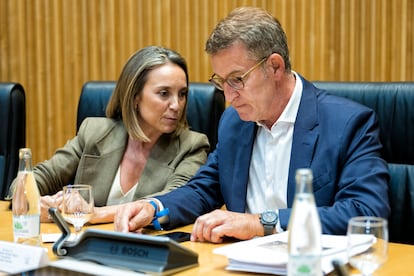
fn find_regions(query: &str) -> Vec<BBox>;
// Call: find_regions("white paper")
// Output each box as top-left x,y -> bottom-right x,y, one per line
0,240 -> 49,274
41,233 -> 76,243
214,232 -> 373,275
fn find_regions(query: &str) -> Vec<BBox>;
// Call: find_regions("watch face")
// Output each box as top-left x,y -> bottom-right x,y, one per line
263,211 -> 277,223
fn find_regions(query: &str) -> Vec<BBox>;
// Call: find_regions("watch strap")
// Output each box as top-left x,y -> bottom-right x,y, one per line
263,224 -> 274,236
260,210 -> 278,236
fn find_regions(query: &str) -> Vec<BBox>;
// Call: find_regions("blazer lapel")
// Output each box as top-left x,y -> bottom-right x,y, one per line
136,134 -> 177,197
230,122 -> 257,212
287,77 -> 319,205
80,121 -> 128,206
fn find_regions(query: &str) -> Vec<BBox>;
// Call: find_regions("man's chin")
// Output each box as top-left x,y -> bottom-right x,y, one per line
234,106 -> 255,121
237,113 -> 254,122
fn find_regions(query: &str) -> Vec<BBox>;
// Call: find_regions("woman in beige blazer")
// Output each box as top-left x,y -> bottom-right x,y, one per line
35,46 -> 210,223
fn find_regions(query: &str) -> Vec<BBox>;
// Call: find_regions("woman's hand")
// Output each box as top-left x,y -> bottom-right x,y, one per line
40,191 -> 63,222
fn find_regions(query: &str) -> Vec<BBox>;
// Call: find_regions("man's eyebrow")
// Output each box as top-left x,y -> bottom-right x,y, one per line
214,69 -> 244,79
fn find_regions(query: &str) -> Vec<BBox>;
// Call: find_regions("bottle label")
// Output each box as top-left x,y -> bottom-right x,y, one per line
13,214 -> 40,245
288,255 -> 322,276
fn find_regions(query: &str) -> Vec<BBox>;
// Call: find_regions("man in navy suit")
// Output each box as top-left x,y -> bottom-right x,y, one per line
114,7 -> 390,243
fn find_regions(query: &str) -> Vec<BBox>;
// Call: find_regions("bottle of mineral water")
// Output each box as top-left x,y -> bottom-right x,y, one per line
12,148 -> 41,246
287,168 -> 322,276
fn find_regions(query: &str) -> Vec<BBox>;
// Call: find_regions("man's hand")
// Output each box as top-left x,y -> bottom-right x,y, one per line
191,209 -> 263,243
114,200 -> 155,233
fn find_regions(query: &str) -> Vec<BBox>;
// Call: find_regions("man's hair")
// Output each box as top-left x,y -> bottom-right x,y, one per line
205,7 -> 291,71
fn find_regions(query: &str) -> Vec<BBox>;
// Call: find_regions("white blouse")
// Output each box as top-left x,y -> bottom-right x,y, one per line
106,166 -> 138,205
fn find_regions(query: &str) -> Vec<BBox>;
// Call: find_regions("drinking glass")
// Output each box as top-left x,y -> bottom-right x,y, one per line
61,184 -> 94,235
347,216 -> 388,276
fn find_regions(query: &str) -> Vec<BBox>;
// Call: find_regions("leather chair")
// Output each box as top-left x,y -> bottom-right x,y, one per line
0,83 -> 26,199
313,81 -> 414,244
77,81 -> 225,151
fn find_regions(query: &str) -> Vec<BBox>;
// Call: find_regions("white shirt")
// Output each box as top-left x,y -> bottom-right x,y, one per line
106,166 -> 138,205
245,72 -> 303,231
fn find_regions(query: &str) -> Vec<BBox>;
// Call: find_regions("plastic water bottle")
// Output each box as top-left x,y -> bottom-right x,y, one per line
287,168 -> 322,276
12,148 -> 41,246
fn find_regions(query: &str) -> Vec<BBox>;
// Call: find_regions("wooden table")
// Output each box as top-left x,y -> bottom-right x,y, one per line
1,201 -> 413,275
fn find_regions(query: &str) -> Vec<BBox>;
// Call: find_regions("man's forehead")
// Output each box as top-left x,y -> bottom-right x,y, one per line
210,47 -> 251,76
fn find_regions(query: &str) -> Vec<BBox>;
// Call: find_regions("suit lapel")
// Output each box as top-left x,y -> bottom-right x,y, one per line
83,121 -> 128,206
287,77 -> 319,205
136,134 -> 176,196
231,121 -> 257,212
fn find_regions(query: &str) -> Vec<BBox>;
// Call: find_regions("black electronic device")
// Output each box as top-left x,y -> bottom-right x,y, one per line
48,208 -> 198,275
157,231 -> 191,243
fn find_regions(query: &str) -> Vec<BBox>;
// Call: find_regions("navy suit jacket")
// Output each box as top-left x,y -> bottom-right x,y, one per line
157,76 -> 390,235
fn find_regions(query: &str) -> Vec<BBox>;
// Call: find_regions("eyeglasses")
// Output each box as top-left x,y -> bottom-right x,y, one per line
209,56 -> 268,91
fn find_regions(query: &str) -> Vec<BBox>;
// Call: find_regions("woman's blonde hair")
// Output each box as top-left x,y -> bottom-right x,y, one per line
106,46 -> 189,142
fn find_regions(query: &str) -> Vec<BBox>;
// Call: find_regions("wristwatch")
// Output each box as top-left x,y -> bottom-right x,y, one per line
260,210 -> 279,236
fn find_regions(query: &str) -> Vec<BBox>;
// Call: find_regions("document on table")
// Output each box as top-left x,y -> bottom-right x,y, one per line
0,240 -> 49,274
213,231 -> 373,275
41,233 -> 76,243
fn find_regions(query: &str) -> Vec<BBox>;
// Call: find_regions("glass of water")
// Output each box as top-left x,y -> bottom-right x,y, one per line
61,184 -> 94,235
347,216 -> 388,276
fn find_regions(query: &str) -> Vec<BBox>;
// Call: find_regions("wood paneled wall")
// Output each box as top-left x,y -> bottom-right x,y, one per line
0,0 -> 413,163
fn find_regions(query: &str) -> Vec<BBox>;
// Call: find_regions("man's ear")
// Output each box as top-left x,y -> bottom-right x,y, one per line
268,53 -> 285,76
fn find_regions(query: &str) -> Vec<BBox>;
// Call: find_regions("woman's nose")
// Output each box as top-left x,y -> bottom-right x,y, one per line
169,96 -> 180,110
